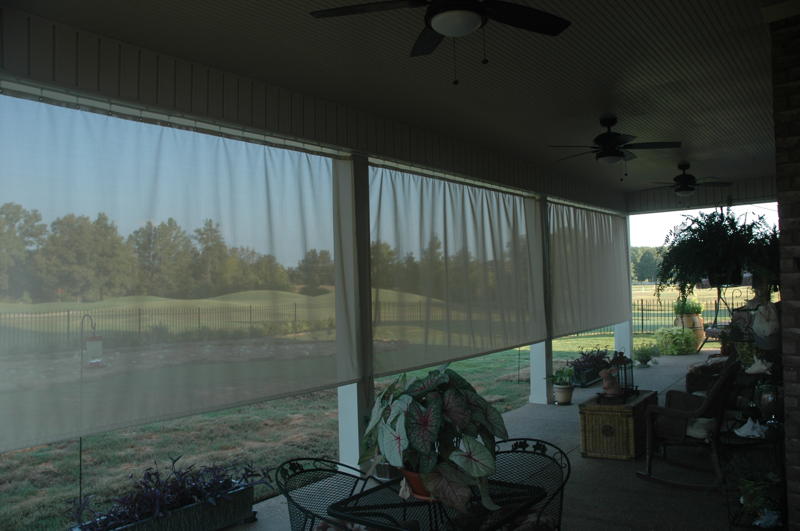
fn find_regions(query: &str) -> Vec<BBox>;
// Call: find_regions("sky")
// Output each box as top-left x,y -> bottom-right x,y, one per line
0,94 -> 334,265
1,93 -> 780,261
629,202 -> 779,247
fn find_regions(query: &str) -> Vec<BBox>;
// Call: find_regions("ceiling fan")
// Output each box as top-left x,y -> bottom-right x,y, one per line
647,161 -> 733,197
550,113 -> 682,163
310,0 -> 571,56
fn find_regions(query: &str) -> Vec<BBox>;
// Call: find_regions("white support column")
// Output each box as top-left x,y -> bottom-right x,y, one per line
334,155 -> 373,468
614,321 -> 634,357
615,214 -> 635,357
337,383 -> 361,466
529,340 -> 553,404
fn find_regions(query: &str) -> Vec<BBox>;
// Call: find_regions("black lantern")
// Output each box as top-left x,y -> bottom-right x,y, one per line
597,351 -> 638,404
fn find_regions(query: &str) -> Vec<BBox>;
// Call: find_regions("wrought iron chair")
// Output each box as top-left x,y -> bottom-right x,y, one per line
636,359 -> 741,490
275,458 -> 383,531
491,438 -> 571,531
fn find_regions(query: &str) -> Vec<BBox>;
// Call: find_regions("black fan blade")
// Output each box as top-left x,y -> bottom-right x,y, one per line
548,145 -> 597,149
311,0 -> 426,18
651,182 -> 676,186
616,134 -> 636,145
696,181 -> 732,187
622,141 -> 682,150
411,26 -> 444,56
555,151 -> 596,162
483,1 -> 571,36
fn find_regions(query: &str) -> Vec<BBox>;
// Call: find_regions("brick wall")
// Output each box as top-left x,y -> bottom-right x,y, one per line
773,13 -> 800,530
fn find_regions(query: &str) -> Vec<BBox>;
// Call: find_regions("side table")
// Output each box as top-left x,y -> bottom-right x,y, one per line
579,390 -> 657,460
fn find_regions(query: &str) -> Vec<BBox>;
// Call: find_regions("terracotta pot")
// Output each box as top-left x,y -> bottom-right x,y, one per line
553,384 -> 574,405
674,313 -> 705,349
398,468 -> 434,500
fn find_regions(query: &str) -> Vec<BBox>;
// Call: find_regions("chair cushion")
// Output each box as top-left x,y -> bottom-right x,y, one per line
686,417 -> 716,440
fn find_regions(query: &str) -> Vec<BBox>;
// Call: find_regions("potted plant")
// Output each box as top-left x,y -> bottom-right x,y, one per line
546,366 -> 575,405
567,347 -> 610,387
70,457 -> 271,531
360,365 -> 509,513
633,343 -> 659,367
672,297 -> 705,349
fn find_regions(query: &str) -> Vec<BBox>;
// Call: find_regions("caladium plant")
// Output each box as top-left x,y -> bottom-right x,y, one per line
361,365 -> 508,513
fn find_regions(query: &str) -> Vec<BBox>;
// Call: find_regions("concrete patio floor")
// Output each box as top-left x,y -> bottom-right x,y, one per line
236,351 -> 730,530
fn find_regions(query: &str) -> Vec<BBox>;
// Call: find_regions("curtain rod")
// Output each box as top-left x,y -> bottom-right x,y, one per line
372,158 -> 627,218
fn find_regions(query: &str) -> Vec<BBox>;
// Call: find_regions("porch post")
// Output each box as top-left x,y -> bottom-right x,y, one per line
614,321 -> 634,357
528,196 -> 554,404
334,155 -> 374,468
615,215 -> 634,357
529,341 -> 552,404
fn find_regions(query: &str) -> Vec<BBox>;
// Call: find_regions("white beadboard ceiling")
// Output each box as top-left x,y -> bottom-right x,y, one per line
1,0 -> 775,197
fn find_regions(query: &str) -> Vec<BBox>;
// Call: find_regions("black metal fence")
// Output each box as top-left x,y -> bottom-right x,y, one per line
0,295 -> 749,354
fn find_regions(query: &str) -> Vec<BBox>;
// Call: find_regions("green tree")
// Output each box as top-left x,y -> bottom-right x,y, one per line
252,254 -> 291,291
635,249 -> 660,282
0,203 -> 47,299
296,249 -> 335,291
192,219 -> 228,297
128,218 -> 195,297
34,213 -> 132,301
371,241 -> 399,324
419,236 -> 445,300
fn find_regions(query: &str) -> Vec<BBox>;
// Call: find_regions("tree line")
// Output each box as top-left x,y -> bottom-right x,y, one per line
0,203 -> 523,304
0,203 -> 335,302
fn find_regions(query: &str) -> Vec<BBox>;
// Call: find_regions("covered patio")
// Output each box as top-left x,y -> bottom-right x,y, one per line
244,351 -> 730,530
0,0 -> 797,530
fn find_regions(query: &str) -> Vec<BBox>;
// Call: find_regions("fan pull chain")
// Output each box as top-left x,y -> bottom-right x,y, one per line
452,39 -> 459,85
482,27 -> 489,64
621,158 -> 628,182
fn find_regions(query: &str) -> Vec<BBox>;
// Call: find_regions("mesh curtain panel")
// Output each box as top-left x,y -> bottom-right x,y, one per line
548,202 -> 630,337
369,167 -> 546,376
0,95 -> 357,452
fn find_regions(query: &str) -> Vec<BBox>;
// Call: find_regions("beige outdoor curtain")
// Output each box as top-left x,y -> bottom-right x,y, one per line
369,166 -> 546,376
548,202 -> 630,337
0,94 -> 357,452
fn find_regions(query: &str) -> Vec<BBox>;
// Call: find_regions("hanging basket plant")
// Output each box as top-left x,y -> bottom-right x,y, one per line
656,208 -> 763,299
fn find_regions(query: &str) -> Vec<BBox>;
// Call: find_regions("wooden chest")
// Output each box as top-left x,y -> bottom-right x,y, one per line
579,390 -> 657,460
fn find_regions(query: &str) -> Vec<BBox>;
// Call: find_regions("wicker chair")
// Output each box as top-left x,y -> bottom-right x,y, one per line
491,438 -> 571,531
636,359 -> 741,490
275,458 -> 381,530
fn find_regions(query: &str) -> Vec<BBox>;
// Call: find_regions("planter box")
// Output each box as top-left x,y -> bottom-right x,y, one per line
74,486 -> 256,531
674,313 -> 706,350
579,390 -> 657,460
571,367 -> 602,388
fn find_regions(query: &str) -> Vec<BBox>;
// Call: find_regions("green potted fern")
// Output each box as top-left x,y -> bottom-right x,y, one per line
545,366 -> 575,405
360,365 -> 508,513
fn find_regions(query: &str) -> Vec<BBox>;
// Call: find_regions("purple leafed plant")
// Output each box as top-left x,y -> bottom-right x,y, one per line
69,456 -> 272,531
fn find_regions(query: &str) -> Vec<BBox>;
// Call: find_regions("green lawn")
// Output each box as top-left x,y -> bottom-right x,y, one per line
0,346 -> 534,530
0,285 -> 731,529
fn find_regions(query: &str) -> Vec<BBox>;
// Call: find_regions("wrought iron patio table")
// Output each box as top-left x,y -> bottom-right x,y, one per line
327,477 -> 546,531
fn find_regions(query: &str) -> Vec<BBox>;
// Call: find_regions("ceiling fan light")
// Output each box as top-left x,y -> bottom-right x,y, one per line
431,10 -> 482,37
597,152 -> 622,164
675,186 -> 695,197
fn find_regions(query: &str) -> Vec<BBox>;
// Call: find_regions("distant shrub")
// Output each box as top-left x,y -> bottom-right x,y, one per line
673,297 -> 703,315
299,285 -> 329,296
634,343 -> 660,366
655,327 -> 696,355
